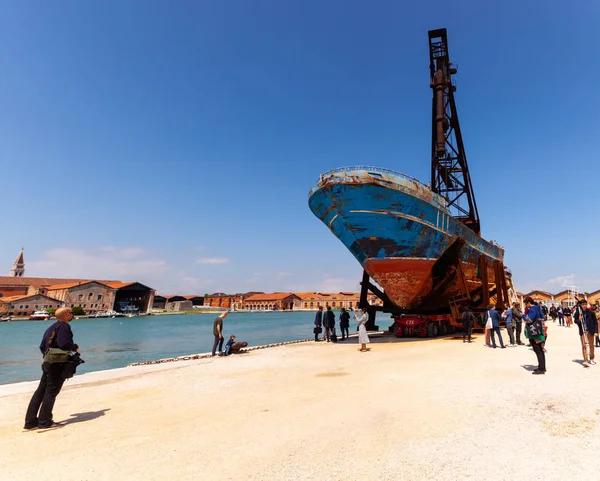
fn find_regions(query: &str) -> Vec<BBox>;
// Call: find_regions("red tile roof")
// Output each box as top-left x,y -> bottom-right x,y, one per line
0,276 -> 118,287
104,281 -> 136,289
244,292 -> 297,302
294,292 -> 317,300
0,294 -> 62,303
46,280 -> 113,291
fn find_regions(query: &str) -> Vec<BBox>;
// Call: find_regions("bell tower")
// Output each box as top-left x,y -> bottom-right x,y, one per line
10,249 -> 25,277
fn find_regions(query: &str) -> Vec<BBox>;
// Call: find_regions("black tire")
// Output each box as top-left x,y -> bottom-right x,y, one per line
427,321 -> 438,338
439,322 -> 448,335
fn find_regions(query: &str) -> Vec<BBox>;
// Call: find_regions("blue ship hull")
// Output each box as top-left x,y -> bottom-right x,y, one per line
308,167 -> 504,312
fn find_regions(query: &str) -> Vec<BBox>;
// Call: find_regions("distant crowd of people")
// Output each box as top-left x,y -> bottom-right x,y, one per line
461,296 -> 600,374
313,306 -> 370,352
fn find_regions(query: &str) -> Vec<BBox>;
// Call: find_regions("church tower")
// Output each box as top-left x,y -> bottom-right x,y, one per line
10,249 -> 25,277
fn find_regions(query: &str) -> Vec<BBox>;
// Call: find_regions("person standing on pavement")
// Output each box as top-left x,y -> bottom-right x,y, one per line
212,311 -> 228,356
355,308 -> 370,352
564,306 -> 573,327
504,303 -> 515,346
584,303 -> 598,361
24,307 -> 79,431
511,302 -> 525,345
574,300 -> 595,367
323,306 -> 335,342
557,305 -> 564,326
339,307 -> 350,341
486,304 -> 505,349
594,305 -> 600,348
313,306 -> 323,342
523,297 -> 546,374
461,305 -> 474,343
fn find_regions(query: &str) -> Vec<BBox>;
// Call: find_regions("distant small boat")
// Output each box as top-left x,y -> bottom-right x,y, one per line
0,315 -> 12,322
29,310 -> 51,321
91,310 -> 124,318
120,305 -> 139,316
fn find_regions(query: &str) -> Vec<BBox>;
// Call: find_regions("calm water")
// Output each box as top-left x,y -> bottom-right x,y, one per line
0,311 -> 317,385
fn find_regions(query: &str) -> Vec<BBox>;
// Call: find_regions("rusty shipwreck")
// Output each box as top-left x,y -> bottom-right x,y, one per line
308,29 -> 509,316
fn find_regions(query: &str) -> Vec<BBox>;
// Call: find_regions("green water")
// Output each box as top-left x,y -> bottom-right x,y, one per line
0,311 -> 318,385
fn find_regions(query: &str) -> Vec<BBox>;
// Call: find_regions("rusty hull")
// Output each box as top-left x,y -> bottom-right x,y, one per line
308,167 -> 504,313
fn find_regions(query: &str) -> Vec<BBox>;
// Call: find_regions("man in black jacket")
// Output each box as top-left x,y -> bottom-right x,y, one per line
314,306 -> 323,342
339,307 -> 350,341
511,302 -> 525,345
461,305 -> 474,343
323,306 -> 335,342
24,307 -> 79,431
575,300 -> 596,366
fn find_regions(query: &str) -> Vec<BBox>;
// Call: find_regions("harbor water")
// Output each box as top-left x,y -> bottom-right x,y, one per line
0,311 -> 318,385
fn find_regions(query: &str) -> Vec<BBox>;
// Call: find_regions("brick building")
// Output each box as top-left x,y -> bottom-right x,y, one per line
152,295 -> 204,311
46,281 -> 117,315
0,294 -> 64,317
293,292 -> 383,310
242,293 -> 300,310
587,290 -> 600,305
203,293 -> 235,309
204,292 -> 261,310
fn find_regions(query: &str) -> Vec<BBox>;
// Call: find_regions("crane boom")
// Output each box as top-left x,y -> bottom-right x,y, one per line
428,28 -> 481,236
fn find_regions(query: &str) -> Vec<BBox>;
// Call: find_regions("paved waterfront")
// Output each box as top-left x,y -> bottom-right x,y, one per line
0,311 -> 316,384
1,322 -> 599,480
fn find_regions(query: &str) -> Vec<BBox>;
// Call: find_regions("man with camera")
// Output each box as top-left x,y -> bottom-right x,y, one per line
23,307 -> 79,431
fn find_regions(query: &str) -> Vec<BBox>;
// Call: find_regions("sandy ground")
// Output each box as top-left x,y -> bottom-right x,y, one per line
1,323 -> 600,480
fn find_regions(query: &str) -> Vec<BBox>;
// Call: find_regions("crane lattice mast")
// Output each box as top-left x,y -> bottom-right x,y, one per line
428,28 -> 481,236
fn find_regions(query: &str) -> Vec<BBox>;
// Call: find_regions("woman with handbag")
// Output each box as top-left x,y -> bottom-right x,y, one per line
484,309 -> 493,347
523,297 -> 546,374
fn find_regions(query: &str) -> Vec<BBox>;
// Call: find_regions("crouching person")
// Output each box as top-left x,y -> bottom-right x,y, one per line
224,335 -> 248,356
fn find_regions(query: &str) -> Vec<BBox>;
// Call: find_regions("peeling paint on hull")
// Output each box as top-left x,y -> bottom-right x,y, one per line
308,167 -> 504,312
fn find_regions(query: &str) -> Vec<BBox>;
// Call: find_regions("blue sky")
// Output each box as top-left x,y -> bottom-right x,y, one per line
1,0 -> 598,295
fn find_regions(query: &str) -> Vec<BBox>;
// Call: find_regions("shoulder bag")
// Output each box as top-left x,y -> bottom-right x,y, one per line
42,327 -> 71,363
485,311 -> 493,329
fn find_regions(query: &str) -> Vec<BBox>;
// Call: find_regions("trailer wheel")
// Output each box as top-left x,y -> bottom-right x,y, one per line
427,321 -> 438,338
439,322 -> 448,335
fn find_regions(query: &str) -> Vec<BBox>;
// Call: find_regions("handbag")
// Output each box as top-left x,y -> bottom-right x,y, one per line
526,318 -> 543,337
42,326 -> 71,363
62,352 -> 85,379
43,347 -> 70,363
313,326 -> 322,334
485,311 -> 493,329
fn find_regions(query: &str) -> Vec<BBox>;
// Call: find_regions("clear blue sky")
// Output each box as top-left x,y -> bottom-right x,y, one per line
1,0 -> 598,295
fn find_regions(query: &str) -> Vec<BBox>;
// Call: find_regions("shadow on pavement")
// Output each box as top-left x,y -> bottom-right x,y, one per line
61,409 -> 111,425
521,365 -> 538,372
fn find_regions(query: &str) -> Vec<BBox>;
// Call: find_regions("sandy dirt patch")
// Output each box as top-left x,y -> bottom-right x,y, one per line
1,323 -> 599,480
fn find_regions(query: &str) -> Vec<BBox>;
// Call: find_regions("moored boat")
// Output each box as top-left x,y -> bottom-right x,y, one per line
29,310 -> 51,321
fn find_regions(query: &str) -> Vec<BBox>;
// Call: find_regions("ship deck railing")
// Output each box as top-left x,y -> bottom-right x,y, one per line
309,165 -> 433,199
